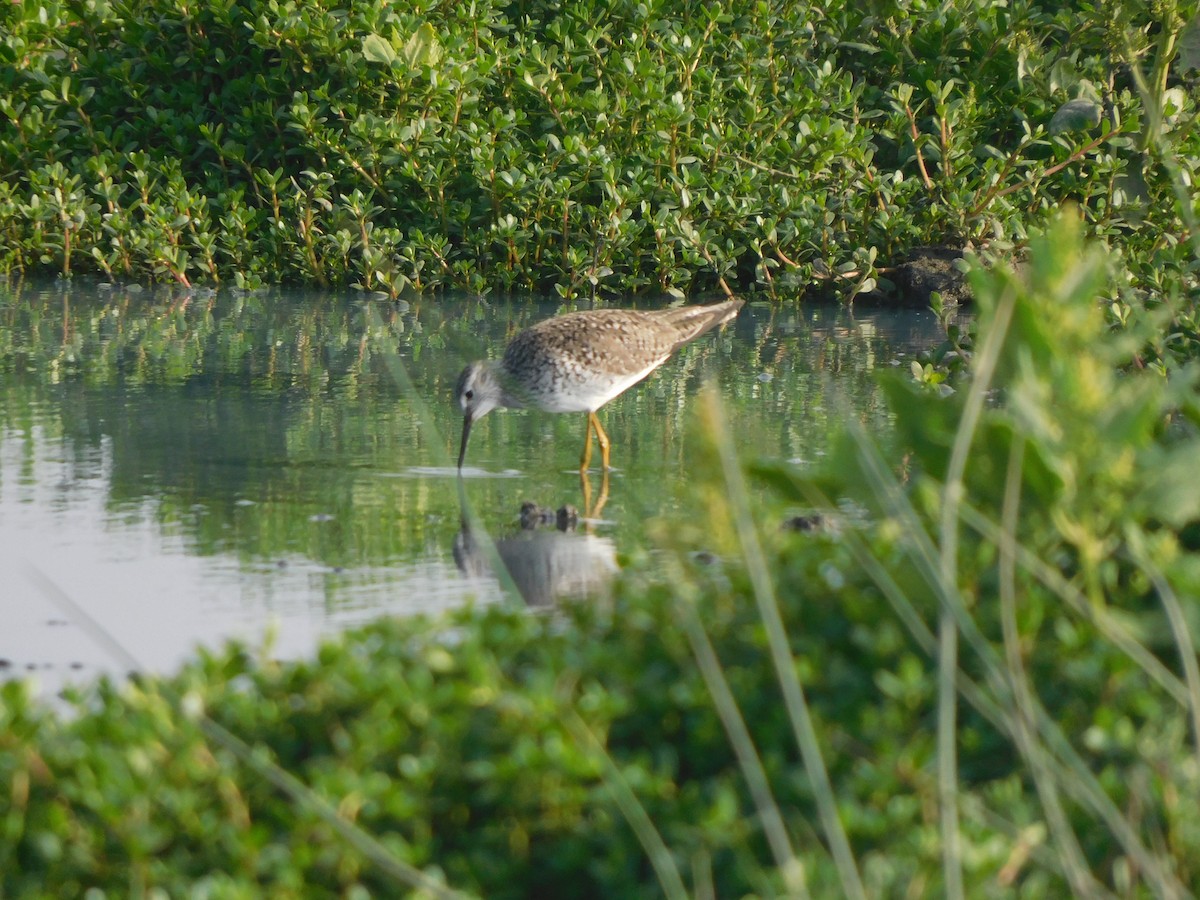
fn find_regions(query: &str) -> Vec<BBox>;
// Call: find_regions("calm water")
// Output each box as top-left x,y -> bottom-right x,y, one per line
0,279 -> 949,696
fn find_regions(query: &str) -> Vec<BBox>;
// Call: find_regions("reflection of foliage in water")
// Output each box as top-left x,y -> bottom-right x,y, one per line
0,279 -> 947,574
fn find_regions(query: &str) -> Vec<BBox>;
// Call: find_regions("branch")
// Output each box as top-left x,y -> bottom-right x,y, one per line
905,102 -> 936,190
970,129 -> 1119,217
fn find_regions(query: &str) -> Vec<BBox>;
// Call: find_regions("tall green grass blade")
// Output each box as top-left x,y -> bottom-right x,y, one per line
846,433 -> 1188,896
692,850 -> 716,900
935,609 -> 963,898
1125,531 -> 1200,769
667,557 -> 811,898
701,388 -> 866,900
804,470 -> 1122,892
936,275 -> 1018,899
564,713 -> 690,900
997,439 -> 1100,897
959,504 -> 1190,707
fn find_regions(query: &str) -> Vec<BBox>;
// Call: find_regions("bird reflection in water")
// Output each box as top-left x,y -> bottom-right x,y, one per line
453,490 -> 618,609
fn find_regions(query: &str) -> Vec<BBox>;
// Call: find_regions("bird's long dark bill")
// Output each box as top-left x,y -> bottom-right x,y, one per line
457,415 -> 473,469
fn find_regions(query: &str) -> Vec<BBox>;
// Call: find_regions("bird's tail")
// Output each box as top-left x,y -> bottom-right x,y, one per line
660,298 -> 745,351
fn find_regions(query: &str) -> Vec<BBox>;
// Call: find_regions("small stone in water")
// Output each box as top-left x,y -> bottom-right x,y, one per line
556,505 -> 579,531
520,501 -> 556,530
783,514 -> 826,532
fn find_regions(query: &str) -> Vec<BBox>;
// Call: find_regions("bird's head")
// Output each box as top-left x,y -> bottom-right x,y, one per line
455,361 -> 504,469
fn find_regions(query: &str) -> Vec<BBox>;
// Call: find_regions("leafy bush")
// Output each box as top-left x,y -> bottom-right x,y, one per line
1,0 -> 1197,305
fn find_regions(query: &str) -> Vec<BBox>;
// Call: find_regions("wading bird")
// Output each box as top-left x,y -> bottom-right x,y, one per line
455,298 -> 743,472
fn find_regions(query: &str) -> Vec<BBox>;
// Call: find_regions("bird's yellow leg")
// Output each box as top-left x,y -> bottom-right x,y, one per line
592,467 -> 610,519
580,413 -> 594,472
579,466 -> 610,520
590,413 -> 612,470
580,467 -> 593,514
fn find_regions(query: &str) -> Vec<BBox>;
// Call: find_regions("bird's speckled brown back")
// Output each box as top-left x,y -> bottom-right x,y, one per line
501,299 -> 742,381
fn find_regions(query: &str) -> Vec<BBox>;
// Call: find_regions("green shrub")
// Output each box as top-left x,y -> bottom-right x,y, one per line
2,0 -> 1196,306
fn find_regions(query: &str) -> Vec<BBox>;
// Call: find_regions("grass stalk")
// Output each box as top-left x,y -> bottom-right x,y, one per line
666,556 -> 811,898
1125,532 -> 1200,769
701,388 -> 866,900
805,469 -> 1122,894
844,434 -> 1187,896
935,607 -> 962,898
692,851 -> 716,900
959,504 -> 1189,707
997,438 -> 1099,897
564,713 -> 690,900
933,279 -> 1018,898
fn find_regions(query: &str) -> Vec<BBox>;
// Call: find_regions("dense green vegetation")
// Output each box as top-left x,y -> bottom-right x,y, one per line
4,215 -> 1200,896
1,0 -> 1197,304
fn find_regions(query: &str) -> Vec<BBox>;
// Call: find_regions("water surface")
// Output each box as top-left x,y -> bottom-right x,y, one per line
0,279 -> 949,696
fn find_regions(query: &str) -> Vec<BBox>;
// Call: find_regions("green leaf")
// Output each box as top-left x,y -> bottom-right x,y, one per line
1162,87 -> 1187,121
1136,440 -> 1200,526
401,23 -> 442,69
361,34 -> 397,66
1049,98 -> 1101,134
1177,14 -> 1200,74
